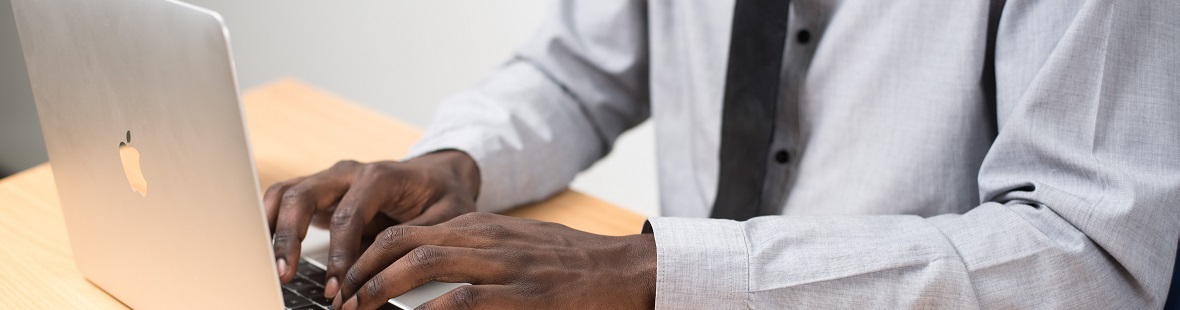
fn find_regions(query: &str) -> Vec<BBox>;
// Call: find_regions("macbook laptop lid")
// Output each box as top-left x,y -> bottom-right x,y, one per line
13,0 -> 282,308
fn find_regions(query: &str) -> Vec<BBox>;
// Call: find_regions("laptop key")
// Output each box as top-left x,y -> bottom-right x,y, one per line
299,271 -> 328,285
282,290 -> 315,308
291,306 -> 324,310
297,286 -> 326,299
285,277 -> 322,293
308,294 -> 333,307
297,258 -> 328,280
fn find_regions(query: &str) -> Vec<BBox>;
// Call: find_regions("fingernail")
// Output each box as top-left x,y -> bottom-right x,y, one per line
324,277 -> 339,298
332,295 -> 342,309
276,258 -> 288,278
342,296 -> 358,310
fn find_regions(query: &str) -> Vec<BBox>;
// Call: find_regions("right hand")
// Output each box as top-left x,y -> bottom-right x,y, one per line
263,150 -> 481,300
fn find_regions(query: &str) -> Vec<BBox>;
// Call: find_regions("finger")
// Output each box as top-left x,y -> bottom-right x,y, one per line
349,246 -> 510,309
273,178 -> 346,283
412,285 -> 514,310
356,200 -> 462,262
335,226 -> 486,308
262,178 -> 302,233
325,179 -> 385,299
306,160 -> 368,229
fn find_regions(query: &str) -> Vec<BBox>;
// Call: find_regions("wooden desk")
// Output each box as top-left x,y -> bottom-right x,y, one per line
0,80 -> 645,309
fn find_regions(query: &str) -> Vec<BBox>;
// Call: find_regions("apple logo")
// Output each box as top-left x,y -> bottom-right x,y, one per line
118,130 -> 149,197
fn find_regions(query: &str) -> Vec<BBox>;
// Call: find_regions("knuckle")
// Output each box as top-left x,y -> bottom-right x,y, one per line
330,210 -> 356,227
264,182 -> 287,196
451,212 -> 485,225
538,221 -> 570,233
271,246 -> 288,256
374,227 -> 409,248
448,286 -> 479,309
362,276 -> 385,299
272,237 -> 298,257
272,232 -> 296,247
454,212 -> 478,221
378,226 -> 407,240
343,268 -> 367,291
478,224 -> 510,240
332,160 -> 361,169
280,186 -> 311,202
358,162 -> 392,177
407,246 -> 442,270
328,250 -> 352,267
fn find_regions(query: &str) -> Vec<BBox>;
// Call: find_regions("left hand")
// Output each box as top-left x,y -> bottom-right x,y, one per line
332,212 -> 657,310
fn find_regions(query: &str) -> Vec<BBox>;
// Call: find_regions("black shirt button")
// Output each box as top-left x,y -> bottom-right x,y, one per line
774,150 -> 791,164
796,29 -> 811,44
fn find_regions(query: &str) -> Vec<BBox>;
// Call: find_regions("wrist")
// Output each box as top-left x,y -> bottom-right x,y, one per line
412,150 -> 481,199
622,233 -> 657,309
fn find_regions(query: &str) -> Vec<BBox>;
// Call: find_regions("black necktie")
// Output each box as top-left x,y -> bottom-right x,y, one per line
711,0 -> 791,221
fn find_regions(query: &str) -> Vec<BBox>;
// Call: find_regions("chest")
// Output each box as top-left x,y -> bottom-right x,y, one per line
646,0 -> 1000,216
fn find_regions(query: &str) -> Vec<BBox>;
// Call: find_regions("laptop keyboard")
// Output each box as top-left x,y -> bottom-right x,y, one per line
283,257 -> 401,310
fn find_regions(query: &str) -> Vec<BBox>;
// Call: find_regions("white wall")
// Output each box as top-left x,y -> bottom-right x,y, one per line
0,0 -> 659,217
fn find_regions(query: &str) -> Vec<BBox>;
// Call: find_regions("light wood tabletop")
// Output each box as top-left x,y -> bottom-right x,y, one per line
0,79 -> 646,309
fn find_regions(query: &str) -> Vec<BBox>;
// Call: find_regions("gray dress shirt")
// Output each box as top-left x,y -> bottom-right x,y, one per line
405,0 -> 1180,308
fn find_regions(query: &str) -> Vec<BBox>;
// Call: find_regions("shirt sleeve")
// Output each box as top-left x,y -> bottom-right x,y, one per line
648,1 -> 1180,308
404,0 -> 649,213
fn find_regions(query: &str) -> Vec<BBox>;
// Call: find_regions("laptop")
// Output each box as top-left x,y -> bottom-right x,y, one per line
10,0 -> 461,308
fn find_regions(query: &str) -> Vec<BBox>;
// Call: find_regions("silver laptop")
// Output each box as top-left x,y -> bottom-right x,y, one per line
10,0 -> 459,308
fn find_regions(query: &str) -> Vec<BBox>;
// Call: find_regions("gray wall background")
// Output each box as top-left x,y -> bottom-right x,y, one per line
0,0 -> 43,176
0,0 -> 659,217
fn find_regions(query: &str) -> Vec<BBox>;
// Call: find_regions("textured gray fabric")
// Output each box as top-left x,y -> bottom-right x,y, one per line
406,0 -> 1180,308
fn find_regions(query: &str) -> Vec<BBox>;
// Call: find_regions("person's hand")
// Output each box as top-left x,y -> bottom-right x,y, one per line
332,212 -> 657,310
264,150 -> 481,300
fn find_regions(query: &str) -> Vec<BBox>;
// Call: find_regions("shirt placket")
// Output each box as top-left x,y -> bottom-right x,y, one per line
760,2 -> 820,216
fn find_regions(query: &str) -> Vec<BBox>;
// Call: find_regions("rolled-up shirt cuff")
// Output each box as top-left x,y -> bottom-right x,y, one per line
646,217 -> 749,309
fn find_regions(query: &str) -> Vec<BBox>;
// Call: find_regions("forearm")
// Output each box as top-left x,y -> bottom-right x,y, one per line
403,62 -> 610,213
406,0 -> 649,213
